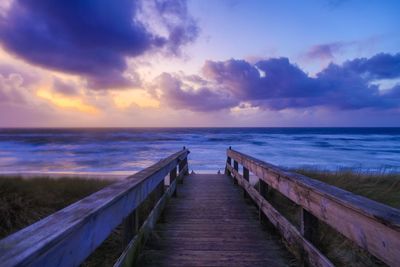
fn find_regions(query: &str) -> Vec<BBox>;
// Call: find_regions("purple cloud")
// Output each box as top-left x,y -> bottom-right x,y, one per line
52,79 -> 78,96
157,73 -> 238,112
161,53 -> 400,112
0,0 -> 198,89
0,72 -> 26,103
305,42 -> 345,60
341,53 -> 400,80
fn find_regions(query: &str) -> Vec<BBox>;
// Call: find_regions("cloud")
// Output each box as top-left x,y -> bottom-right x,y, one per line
0,72 -> 25,103
305,42 -> 346,60
0,65 -> 36,104
340,53 -> 400,80
156,53 -> 400,112
156,73 -> 238,112
138,0 -> 199,55
52,78 -> 79,96
0,0 -> 198,89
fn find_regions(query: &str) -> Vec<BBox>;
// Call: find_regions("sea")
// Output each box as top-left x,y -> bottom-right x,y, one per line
0,128 -> 399,176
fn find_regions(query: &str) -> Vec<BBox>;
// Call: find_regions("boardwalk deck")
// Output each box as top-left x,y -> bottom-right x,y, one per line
138,173 -> 296,267
2,148 -> 398,266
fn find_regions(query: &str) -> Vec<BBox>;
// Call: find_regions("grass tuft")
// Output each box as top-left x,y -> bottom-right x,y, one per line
0,176 -> 113,239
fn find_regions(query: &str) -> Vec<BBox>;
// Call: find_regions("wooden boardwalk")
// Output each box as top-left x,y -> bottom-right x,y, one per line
2,148 -> 399,267
138,173 -> 296,266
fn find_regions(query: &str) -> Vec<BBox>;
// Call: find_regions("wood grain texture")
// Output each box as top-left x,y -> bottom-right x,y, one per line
227,148 -> 400,267
138,173 -> 296,267
0,149 -> 189,267
114,180 -> 178,267
227,164 -> 333,267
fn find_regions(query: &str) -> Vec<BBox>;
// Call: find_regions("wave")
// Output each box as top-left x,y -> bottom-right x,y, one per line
0,128 -> 399,173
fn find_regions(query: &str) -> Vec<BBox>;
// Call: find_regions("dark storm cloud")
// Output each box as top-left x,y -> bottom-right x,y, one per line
157,73 -> 238,112
0,0 -> 198,89
150,0 -> 199,54
165,53 -> 400,112
340,53 -> 400,80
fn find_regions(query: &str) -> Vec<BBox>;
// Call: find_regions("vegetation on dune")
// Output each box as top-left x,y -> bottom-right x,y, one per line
0,176 -> 114,238
0,176 -> 120,266
260,169 -> 400,267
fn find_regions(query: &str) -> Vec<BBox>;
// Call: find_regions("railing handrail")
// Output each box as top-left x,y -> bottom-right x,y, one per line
226,148 -> 400,267
0,148 -> 189,267
228,148 -> 400,227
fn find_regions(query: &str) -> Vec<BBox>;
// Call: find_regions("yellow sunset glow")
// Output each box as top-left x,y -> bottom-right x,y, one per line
112,90 -> 159,109
37,90 -> 99,114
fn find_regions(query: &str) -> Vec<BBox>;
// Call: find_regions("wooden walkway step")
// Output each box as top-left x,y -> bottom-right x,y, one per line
138,173 -> 296,267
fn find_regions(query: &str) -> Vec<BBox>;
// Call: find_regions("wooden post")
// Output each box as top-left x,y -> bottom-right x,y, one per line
122,210 -> 139,248
300,208 -> 319,245
225,156 -> 232,176
243,167 -> 249,198
170,167 -> 177,197
258,179 -> 268,223
178,159 -> 186,184
233,160 -> 238,185
185,158 -> 189,175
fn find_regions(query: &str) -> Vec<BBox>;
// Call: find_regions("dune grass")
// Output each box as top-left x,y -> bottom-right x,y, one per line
0,176 -> 121,266
0,176 -> 114,239
261,169 -> 400,267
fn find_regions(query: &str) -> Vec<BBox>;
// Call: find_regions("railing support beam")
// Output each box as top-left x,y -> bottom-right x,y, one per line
170,167 -> 177,197
233,160 -> 239,185
122,210 -> 139,248
300,208 -> 319,245
225,156 -> 232,176
243,167 -> 249,198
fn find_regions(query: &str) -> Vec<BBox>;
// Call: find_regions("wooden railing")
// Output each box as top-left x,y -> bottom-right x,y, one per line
0,148 -> 190,267
225,148 -> 400,267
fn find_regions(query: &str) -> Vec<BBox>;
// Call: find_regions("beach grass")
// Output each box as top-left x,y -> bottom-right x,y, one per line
261,169 -> 400,267
0,176 -> 114,238
0,176 -> 120,266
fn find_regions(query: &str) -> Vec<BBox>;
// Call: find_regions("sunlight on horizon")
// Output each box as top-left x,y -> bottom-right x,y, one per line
37,90 -> 99,114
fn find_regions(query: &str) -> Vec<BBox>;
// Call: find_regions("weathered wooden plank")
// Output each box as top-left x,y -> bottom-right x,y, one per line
139,174 -> 296,267
113,179 -> 177,267
0,149 -> 189,267
227,164 -> 334,267
227,148 -> 400,267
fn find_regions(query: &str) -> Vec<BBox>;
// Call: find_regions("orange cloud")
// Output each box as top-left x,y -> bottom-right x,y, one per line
112,90 -> 159,109
36,89 -> 99,114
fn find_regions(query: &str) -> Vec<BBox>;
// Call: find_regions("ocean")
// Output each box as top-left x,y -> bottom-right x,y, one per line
0,128 -> 399,175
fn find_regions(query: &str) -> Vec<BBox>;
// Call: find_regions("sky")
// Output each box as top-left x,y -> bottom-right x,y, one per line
0,0 -> 399,127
